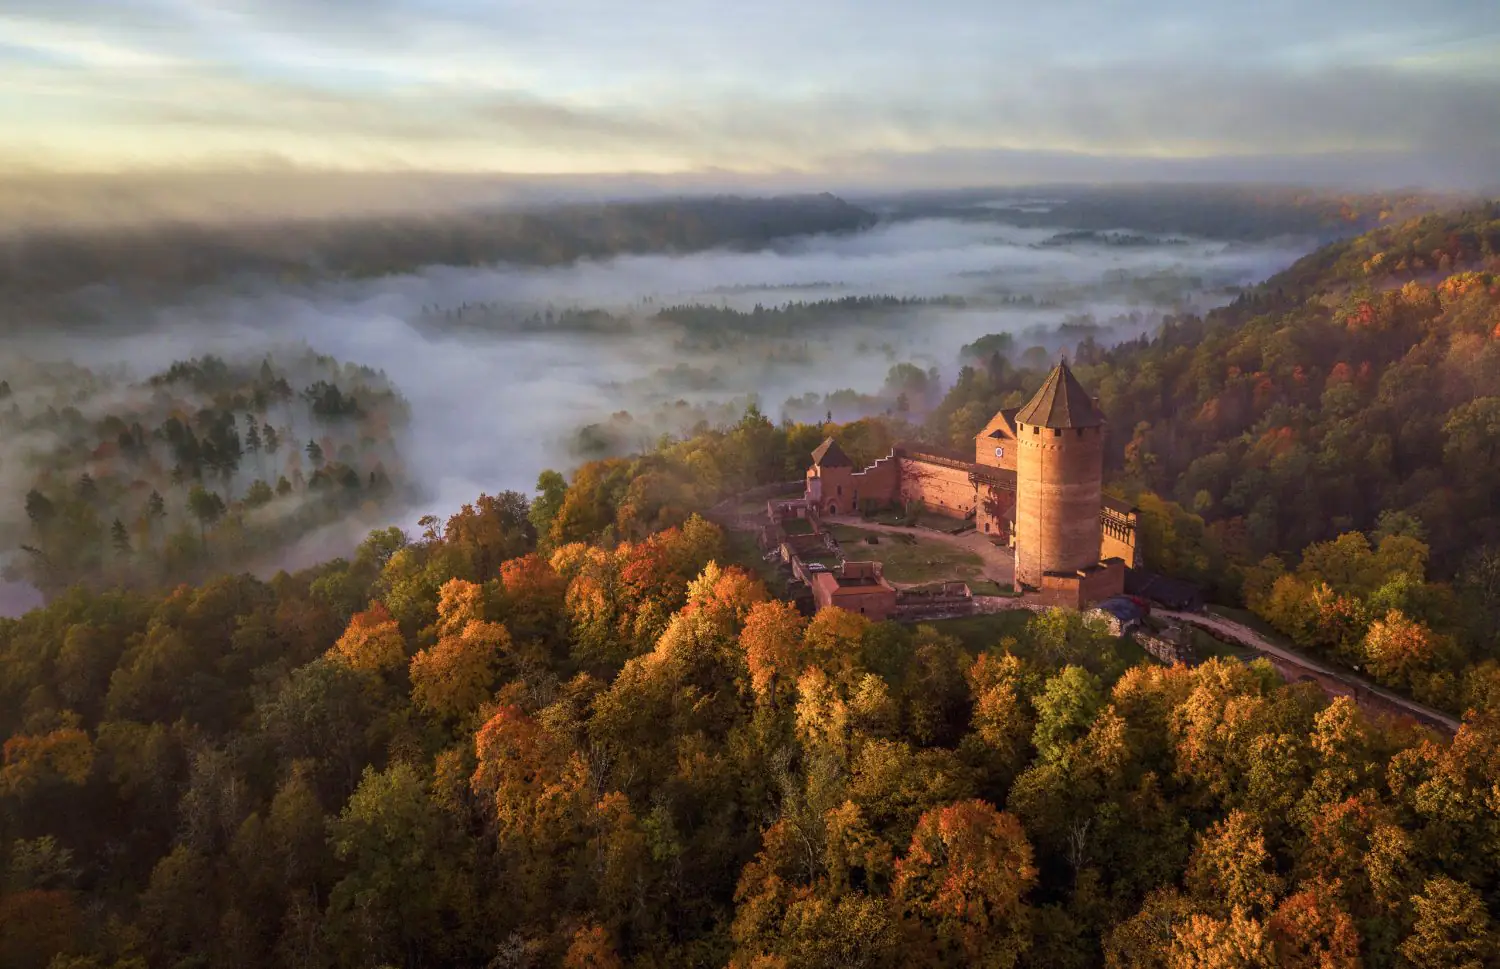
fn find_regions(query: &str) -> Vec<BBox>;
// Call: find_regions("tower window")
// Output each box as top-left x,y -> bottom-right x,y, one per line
1077,428 -> 1085,437
994,446 -> 1004,458
1032,426 -> 1039,435
1053,428 -> 1062,437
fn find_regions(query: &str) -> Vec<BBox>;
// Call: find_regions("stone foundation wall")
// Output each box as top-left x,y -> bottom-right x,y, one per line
1136,632 -> 1196,665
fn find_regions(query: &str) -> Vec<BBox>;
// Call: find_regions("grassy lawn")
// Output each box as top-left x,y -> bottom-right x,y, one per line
831,526 -> 984,583
966,579 -> 1017,596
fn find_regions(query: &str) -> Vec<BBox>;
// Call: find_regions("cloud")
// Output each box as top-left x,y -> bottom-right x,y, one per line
1,1 -> 1497,185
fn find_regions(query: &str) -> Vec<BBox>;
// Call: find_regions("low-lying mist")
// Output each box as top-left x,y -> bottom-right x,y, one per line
0,210 -> 1314,610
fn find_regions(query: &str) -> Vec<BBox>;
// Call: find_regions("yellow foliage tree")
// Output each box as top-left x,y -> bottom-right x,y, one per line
328,602 -> 406,673
410,619 -> 511,720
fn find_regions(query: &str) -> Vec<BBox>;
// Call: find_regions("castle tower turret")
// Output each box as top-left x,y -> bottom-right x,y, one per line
1013,360 -> 1106,589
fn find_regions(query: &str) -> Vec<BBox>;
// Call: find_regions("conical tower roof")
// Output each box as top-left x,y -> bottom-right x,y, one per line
1015,360 -> 1105,429
810,437 -> 853,467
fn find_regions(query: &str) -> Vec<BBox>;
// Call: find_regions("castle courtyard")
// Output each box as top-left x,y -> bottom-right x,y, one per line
822,515 -> 1016,588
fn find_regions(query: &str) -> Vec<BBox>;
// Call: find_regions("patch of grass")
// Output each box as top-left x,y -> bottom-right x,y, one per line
966,580 -> 1016,597
1207,605 -> 1297,649
831,526 -> 984,583
916,511 -> 972,533
724,532 -> 790,597
1186,627 -> 1253,661
866,508 -> 908,526
827,523 -> 868,543
924,612 -> 1035,653
781,517 -> 815,536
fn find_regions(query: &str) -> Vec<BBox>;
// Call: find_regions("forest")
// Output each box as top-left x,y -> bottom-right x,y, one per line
0,194 -> 876,318
880,184 -> 1452,242
3,202 -> 1500,969
1,352 -> 411,596
3,462 -> 1498,968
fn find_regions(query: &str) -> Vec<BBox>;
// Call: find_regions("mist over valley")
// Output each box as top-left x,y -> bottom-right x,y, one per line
0,191 -> 1337,611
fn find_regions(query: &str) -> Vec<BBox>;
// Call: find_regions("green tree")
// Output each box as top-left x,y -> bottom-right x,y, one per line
530,469 -> 568,548
187,485 -> 225,548
110,518 -> 131,557
1399,877 -> 1498,969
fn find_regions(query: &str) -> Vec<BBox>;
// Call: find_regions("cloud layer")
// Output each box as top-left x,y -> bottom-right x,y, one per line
2,0 -> 1498,185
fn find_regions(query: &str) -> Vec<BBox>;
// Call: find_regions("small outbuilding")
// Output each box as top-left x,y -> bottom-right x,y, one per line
1124,569 -> 1205,612
811,561 -> 899,621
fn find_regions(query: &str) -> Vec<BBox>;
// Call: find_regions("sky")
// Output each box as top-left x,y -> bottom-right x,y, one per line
2,0 -> 1499,187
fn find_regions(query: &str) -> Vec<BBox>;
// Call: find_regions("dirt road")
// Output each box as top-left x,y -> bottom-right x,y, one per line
1159,609 -> 1460,733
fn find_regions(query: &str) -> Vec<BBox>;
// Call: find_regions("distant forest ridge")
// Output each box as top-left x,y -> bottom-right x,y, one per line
0,194 -> 876,307
0,186 -> 1476,311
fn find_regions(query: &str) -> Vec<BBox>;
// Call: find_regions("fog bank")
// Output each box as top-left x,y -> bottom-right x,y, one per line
1,212 -> 1313,611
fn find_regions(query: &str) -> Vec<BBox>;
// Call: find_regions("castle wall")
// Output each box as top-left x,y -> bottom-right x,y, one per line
976,484 -> 1015,542
1101,529 -> 1136,568
974,413 -> 1018,472
1036,559 -> 1125,610
1015,423 -> 1105,588
1080,558 -> 1126,603
807,452 -> 900,516
1100,505 -> 1138,568
898,458 -> 976,519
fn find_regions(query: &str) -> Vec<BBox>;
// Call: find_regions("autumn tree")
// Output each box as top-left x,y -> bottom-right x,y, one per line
1399,877 -> 1499,969
740,599 -> 809,702
327,601 -> 407,674
894,800 -> 1037,968
410,587 -> 512,722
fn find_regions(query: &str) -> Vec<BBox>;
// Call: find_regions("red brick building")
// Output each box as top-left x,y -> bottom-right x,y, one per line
809,561 -> 899,620
805,360 -> 1137,609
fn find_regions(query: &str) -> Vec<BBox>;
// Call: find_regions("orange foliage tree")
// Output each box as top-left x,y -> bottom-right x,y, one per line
327,601 -> 406,673
893,800 -> 1037,968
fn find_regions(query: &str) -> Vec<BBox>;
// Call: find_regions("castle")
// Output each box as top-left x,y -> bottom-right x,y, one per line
804,360 -> 1138,609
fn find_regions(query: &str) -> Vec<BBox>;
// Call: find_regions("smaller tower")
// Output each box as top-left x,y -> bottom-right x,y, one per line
806,438 -> 854,515
1013,361 -> 1106,588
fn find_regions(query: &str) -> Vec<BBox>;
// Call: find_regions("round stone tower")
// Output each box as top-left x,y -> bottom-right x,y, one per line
1013,360 -> 1106,589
